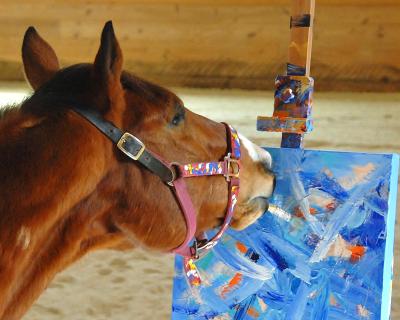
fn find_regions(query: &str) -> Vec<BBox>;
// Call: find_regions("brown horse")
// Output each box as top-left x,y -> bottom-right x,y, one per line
0,22 -> 275,319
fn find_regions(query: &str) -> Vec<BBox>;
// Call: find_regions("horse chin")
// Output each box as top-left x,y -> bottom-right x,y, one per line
230,197 -> 268,230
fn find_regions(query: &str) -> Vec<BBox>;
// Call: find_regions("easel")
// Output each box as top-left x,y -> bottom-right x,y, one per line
257,0 -> 315,148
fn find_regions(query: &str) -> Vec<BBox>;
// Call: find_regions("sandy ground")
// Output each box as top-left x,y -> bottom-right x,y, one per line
0,84 -> 399,319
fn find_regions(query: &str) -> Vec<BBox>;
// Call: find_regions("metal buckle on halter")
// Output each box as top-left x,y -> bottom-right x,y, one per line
117,132 -> 146,161
190,239 -> 212,260
224,153 -> 240,182
190,240 -> 200,260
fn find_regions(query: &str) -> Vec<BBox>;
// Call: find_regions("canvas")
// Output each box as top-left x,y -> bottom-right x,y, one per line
172,148 -> 399,320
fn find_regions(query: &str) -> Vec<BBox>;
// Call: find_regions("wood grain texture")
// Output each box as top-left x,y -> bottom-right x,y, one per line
288,0 -> 314,76
0,1 -> 399,91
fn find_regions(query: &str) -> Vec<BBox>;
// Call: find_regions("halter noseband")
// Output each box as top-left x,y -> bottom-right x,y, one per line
72,107 -> 241,262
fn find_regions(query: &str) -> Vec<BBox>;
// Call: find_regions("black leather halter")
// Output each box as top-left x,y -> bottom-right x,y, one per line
72,107 -> 175,183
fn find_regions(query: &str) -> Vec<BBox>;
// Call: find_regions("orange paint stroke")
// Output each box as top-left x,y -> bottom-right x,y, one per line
294,206 -> 317,218
236,242 -> 248,254
247,307 -> 259,318
348,245 -> 366,263
329,294 -> 339,307
220,273 -> 243,299
326,202 -> 336,211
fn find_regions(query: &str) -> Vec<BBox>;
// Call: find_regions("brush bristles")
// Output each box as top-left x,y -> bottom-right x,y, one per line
268,204 -> 291,222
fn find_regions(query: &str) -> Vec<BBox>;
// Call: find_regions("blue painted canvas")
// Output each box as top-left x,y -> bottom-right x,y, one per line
172,148 -> 399,320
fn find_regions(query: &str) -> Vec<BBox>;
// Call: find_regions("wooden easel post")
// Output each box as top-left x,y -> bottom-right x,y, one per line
257,0 -> 315,148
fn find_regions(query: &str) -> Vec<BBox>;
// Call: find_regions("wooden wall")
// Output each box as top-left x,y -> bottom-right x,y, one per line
0,0 -> 399,91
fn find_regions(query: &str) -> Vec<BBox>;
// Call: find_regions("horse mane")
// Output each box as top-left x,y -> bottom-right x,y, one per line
0,66 -> 174,144
120,71 -> 170,104
0,103 -> 22,121
1,65 -> 171,120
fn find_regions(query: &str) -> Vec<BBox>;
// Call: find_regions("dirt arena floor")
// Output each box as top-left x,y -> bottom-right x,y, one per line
0,83 -> 399,319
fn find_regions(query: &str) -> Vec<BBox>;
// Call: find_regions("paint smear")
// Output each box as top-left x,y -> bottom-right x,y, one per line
220,273 -> 243,299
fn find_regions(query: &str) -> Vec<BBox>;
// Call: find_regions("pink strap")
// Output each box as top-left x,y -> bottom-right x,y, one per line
171,177 -> 197,257
170,125 -> 241,259
198,181 -> 239,250
170,162 -> 238,257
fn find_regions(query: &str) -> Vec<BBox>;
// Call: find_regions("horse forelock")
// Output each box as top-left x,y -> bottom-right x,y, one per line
0,104 -> 21,121
120,71 -> 171,105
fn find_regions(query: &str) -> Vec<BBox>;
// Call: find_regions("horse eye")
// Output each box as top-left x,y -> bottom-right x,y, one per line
171,111 -> 185,126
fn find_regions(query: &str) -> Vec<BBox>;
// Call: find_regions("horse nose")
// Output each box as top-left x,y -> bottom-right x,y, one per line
237,133 -> 275,193
260,154 -> 273,171
238,133 -> 272,169
258,148 -> 273,171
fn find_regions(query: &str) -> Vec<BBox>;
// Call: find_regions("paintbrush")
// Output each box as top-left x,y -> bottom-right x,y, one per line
268,204 -> 291,222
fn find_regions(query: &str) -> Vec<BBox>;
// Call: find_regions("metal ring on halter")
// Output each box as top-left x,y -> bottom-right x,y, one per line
190,238 -> 211,260
166,163 -> 179,187
190,240 -> 199,260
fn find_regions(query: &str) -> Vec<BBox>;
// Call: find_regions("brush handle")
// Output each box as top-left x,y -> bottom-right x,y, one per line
268,204 -> 292,222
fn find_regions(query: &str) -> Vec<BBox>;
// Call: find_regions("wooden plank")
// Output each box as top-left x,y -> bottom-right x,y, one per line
1,0 -> 398,6
0,2 -> 399,91
288,0 -> 314,76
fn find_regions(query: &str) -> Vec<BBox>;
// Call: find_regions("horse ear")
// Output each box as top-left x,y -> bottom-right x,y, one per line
93,21 -> 123,108
22,27 -> 60,90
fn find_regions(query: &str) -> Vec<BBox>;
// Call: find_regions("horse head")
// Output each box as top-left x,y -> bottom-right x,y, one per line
19,21 -> 275,253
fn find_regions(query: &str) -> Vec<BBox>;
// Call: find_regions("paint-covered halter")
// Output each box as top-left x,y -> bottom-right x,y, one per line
71,107 -> 240,284
172,124 -> 241,259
